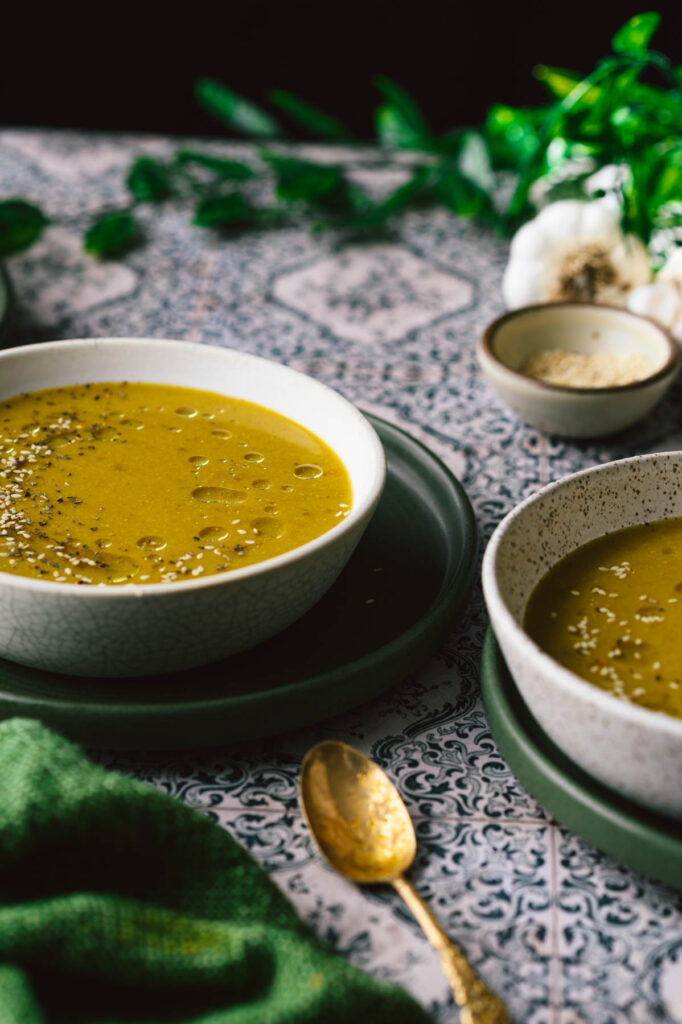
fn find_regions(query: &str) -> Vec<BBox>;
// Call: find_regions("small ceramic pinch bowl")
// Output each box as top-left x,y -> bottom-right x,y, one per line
0,338 -> 385,678
482,452 -> 682,820
478,302 -> 678,438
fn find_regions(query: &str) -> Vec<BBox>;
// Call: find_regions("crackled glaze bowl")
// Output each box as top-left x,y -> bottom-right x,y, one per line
482,452 -> 682,820
0,338 -> 385,677
478,303 -> 678,438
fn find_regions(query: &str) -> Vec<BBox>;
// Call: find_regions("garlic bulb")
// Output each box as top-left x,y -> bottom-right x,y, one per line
503,200 -> 651,309
627,248 -> 682,342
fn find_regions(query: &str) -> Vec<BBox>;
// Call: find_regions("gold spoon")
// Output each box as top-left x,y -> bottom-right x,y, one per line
300,740 -> 510,1024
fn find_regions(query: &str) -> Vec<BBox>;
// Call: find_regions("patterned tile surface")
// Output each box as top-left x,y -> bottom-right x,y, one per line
1,129 -> 681,1024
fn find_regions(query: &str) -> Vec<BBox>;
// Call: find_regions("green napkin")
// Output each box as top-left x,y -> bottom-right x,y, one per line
0,718 -> 433,1024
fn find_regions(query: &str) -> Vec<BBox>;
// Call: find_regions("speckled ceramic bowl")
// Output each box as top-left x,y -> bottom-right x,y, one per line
0,338 -> 385,677
482,452 -> 682,820
478,303 -> 678,438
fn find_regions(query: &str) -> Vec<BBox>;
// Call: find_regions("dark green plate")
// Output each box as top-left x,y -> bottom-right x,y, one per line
0,265 -> 14,343
481,628 -> 682,890
0,416 -> 477,750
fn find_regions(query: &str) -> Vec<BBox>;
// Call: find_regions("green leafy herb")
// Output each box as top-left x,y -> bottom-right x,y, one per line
195,79 -> 282,137
127,158 -> 175,202
83,212 -> 138,256
0,201 -> 47,257
2,10 -> 679,264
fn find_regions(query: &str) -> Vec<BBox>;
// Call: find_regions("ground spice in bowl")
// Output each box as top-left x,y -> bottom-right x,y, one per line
521,349 -> 654,388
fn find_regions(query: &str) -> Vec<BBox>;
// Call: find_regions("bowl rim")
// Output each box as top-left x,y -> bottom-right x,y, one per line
482,450 -> 682,741
479,301 -> 679,396
0,337 -> 386,599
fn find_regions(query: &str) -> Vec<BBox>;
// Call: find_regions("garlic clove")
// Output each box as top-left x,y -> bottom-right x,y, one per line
575,200 -> 621,244
627,281 -> 682,327
502,257 -> 554,309
506,217 -> 554,263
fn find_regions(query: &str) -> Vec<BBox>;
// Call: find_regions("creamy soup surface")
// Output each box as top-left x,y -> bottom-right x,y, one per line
0,382 -> 352,585
524,518 -> 682,721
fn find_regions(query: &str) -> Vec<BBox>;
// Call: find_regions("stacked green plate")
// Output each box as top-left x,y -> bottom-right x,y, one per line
0,265 -> 13,343
0,417 -> 477,750
481,629 -> 682,891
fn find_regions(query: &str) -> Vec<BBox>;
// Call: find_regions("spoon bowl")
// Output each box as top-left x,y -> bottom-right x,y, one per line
300,740 -> 510,1024
300,739 -> 416,883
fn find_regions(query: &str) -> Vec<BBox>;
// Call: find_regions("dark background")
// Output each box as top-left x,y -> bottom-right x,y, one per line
3,2 -> 682,139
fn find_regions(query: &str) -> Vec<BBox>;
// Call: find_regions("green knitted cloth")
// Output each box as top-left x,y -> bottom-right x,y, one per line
0,718 -> 433,1024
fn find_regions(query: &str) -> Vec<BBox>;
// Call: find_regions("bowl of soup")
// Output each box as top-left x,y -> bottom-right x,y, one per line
0,338 -> 385,677
482,452 -> 682,820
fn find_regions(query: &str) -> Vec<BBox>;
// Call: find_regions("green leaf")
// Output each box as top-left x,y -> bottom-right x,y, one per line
534,66 -> 601,106
195,79 -> 282,137
193,193 -> 277,230
0,200 -> 47,257
457,131 -> 495,192
126,157 -> 174,202
83,212 -> 138,256
434,163 -> 499,225
612,12 -> 660,53
175,150 -> 255,180
372,75 -> 429,136
312,167 -> 436,234
260,152 -> 363,215
268,90 -> 350,140
375,104 -> 428,149
261,152 -> 344,202
484,104 -> 545,169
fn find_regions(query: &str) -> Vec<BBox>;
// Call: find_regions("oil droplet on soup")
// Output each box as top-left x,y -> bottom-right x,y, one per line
137,536 -> 167,552
524,517 -> 682,720
192,486 -> 246,504
294,464 -> 323,479
0,382 -> 352,586
199,526 -> 229,541
251,517 -> 284,540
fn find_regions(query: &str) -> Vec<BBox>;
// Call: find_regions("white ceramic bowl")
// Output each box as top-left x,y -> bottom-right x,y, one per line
478,302 -> 678,438
0,338 -> 385,677
482,452 -> 682,820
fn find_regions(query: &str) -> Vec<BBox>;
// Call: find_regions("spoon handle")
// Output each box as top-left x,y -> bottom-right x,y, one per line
392,876 -> 510,1024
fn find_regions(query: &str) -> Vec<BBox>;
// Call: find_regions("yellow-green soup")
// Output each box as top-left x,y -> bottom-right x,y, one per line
0,382 -> 352,585
525,518 -> 682,720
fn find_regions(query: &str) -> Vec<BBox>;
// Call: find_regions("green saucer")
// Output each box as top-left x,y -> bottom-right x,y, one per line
481,629 -> 682,890
0,416 -> 477,750
0,265 -> 14,342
